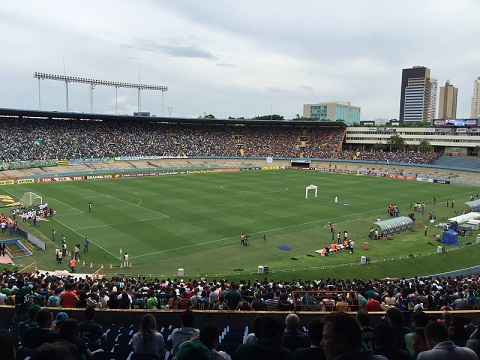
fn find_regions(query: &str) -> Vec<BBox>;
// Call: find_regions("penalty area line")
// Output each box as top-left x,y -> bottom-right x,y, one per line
130,206 -> 396,261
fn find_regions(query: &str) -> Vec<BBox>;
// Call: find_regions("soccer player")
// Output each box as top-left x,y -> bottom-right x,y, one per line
88,202 -> 92,212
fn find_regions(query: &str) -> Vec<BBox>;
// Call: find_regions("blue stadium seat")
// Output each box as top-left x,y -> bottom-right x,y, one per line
130,353 -> 160,360
93,352 -> 122,360
112,343 -> 133,360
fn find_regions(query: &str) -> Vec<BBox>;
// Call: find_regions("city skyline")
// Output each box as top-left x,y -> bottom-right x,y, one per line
1,1 -> 479,120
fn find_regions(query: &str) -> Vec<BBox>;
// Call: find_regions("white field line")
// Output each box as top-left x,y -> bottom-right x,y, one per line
52,217 -> 121,260
50,197 -> 84,214
130,207 -> 385,260
78,189 -> 170,218
74,217 -> 164,231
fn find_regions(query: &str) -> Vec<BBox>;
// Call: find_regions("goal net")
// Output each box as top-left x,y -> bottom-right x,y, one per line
19,192 -> 43,207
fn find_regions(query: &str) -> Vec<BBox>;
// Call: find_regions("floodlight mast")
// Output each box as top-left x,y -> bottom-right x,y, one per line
33,72 -> 168,114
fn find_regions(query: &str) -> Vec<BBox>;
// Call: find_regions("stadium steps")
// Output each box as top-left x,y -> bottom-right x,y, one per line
432,156 -> 480,171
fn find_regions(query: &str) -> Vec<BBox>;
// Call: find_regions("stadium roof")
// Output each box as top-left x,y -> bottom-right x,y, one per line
465,200 -> 480,212
0,107 -> 348,128
374,216 -> 414,235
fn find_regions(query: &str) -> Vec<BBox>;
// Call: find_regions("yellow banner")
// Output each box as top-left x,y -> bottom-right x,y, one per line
16,179 -> 35,184
0,180 -> 15,185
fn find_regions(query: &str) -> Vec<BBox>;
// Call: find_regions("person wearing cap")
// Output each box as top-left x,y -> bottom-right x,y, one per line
176,336 -> 211,360
51,311 -> 68,330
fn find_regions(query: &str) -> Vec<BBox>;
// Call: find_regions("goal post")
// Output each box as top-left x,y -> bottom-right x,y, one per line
19,192 -> 43,207
305,184 -> 318,199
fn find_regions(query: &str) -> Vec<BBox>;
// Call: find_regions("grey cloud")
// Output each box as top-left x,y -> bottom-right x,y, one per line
122,38 -> 218,61
298,85 -> 313,91
215,62 -> 235,67
265,86 -> 290,94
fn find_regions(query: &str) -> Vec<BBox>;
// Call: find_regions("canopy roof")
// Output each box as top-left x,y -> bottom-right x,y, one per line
448,212 -> 480,225
374,216 -> 414,235
464,200 -> 480,212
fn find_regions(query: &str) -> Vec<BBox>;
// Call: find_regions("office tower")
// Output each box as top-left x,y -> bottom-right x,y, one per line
438,80 -> 458,119
428,78 -> 437,121
472,77 -> 480,118
399,66 -> 431,123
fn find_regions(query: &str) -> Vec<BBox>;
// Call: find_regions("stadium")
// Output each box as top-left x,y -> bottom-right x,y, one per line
1,108 -> 480,359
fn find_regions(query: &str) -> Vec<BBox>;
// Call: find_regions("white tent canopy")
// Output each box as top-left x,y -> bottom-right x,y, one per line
306,184 -> 318,199
448,212 -> 480,225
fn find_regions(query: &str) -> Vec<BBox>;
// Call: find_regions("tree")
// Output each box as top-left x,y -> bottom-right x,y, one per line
474,145 -> 480,157
373,142 -> 385,151
387,134 -> 406,151
418,139 -> 433,153
253,114 -> 284,120
294,114 -> 319,121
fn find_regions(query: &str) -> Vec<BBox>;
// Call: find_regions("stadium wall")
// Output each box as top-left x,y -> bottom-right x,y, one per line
0,306 -> 479,329
1,158 -> 479,185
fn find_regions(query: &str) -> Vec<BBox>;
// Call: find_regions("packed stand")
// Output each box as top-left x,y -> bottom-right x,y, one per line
1,268 -> 480,359
0,118 -> 441,165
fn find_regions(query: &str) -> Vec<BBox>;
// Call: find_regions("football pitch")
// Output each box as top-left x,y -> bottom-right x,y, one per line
2,169 -> 479,281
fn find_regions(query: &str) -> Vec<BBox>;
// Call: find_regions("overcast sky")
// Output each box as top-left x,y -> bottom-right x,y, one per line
1,1 -> 479,120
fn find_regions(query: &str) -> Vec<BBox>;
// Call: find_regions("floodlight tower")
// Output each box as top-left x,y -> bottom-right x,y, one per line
34,72 -> 168,114
90,83 -> 95,113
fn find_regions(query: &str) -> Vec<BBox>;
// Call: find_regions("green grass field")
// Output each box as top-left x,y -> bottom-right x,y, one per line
1,169 -> 479,281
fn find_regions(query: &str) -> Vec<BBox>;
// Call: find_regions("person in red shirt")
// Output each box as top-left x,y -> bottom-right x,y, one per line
60,283 -> 79,308
364,294 -> 381,312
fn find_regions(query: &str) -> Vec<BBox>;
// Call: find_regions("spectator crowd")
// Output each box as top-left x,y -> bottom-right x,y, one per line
1,267 -> 480,359
0,118 -> 440,164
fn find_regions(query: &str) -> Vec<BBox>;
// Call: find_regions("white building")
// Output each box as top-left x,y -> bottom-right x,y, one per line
472,77 -> 480,118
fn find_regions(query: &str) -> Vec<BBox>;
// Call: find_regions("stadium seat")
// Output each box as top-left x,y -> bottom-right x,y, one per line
101,340 -> 118,353
217,343 -> 237,357
118,327 -> 133,335
130,324 -> 140,333
93,353 -> 122,360
106,328 -> 121,341
112,343 -> 133,360
115,333 -> 133,344
130,353 -> 160,360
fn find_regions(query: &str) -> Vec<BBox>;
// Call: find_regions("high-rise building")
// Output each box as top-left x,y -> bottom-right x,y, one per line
428,78 -> 438,121
303,101 -> 360,123
438,80 -> 458,119
399,66 -> 431,123
472,77 -> 480,118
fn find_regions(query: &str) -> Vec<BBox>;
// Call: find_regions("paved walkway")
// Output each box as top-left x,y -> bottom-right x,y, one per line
0,253 -> 13,265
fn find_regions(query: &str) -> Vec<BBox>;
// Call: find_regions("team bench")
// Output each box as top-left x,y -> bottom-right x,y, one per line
315,244 -> 346,256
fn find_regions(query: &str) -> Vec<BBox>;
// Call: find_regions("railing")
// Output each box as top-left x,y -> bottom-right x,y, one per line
291,290 -> 360,313
93,265 -> 105,280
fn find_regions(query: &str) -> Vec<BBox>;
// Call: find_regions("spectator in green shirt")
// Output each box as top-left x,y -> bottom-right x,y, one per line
146,291 -> 159,310
14,278 -> 31,322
